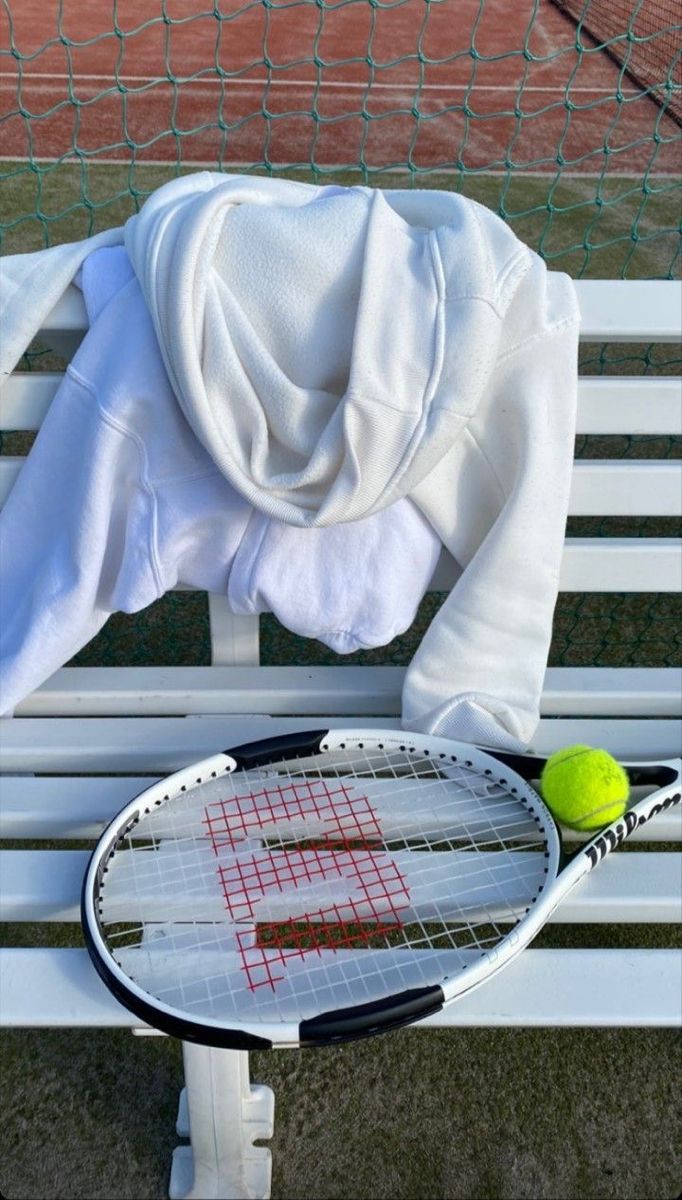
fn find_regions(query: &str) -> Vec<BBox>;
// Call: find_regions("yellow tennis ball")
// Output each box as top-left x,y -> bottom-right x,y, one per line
540,745 -> 630,832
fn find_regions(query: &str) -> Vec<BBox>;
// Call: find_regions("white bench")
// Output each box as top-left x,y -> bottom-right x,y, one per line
1,278 -> 680,1200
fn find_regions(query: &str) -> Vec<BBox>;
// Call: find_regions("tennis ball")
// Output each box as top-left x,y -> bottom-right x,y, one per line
540,745 -> 630,832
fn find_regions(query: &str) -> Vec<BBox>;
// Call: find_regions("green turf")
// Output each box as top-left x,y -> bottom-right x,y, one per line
1,160 -> 680,282
2,1024 -> 681,1200
58,588 -> 680,671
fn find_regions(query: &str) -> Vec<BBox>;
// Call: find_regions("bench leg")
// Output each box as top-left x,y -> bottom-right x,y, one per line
169,1044 -> 274,1200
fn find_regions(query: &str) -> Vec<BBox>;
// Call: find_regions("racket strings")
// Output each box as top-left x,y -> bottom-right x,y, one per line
98,745 -> 550,1020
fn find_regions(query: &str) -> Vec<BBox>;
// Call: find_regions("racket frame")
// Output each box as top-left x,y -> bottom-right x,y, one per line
81,728 -> 681,1049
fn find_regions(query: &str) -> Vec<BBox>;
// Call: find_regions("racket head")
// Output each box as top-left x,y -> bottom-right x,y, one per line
82,728 -> 561,1048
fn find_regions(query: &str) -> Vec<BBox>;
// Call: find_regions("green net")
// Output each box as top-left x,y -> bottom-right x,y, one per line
1,0 -> 680,281
552,0 -> 682,125
0,0 -> 680,671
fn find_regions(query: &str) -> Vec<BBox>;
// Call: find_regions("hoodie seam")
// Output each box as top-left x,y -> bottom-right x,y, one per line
461,425 -> 508,505
494,248 -> 533,311
344,388 -> 424,416
364,229 -> 446,495
65,364 -> 223,487
344,230 -> 445,430
443,293 -> 505,319
235,513 -> 271,613
496,313 -> 580,364
425,229 -> 446,411
65,364 -> 164,596
466,204 -> 534,319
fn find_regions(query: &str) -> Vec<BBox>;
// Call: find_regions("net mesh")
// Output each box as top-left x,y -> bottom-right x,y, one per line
1,0 -> 680,281
1,0 -> 680,670
551,0 -> 682,125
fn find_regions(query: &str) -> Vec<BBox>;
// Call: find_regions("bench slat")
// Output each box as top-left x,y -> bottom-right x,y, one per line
0,946 -> 678,1027
430,539 -> 682,592
0,373 -> 64,429
1,716 -> 679,773
0,515 -> 678,593
38,286 -> 88,334
1,452 -> 680,590
556,539 -> 681,593
425,948 -> 682,1028
576,377 -> 682,435
33,280 -> 682,344
0,776 -> 155,838
3,776 -> 679,843
568,461 -> 681,516
5,373 -> 681,436
3,457 -> 680,515
576,280 -> 681,342
12,666 -> 681,719
567,537 -> 681,592
2,848 -> 679,924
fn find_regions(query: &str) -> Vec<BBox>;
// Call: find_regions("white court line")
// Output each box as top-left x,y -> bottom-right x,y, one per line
0,155 -> 677,177
0,71 -> 650,96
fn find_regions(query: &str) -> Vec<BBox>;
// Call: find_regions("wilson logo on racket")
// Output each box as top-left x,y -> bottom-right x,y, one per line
584,793 -> 680,868
584,809 -> 638,867
203,779 -> 411,992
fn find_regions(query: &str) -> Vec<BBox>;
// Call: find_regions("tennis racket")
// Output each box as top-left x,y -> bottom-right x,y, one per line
82,728 -> 681,1049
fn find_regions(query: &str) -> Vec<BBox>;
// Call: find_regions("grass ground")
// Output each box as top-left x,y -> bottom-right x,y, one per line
0,160 -> 680,1199
1,159 -> 680,282
2,1024 -> 681,1200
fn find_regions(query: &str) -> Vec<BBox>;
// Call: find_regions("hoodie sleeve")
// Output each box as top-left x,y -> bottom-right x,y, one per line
403,257 -> 580,751
0,367 -> 162,716
0,228 -> 124,380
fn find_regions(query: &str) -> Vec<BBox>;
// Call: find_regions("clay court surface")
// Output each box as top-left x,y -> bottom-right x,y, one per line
1,0 -> 679,173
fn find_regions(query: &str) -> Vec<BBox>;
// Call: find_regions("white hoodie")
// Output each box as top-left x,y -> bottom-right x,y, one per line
0,173 -> 580,748
0,246 -> 441,714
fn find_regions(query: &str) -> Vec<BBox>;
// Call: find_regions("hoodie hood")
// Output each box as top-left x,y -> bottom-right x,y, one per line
124,172 -> 512,526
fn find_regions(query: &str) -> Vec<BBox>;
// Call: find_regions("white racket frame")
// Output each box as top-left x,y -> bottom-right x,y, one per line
81,729 -> 681,1049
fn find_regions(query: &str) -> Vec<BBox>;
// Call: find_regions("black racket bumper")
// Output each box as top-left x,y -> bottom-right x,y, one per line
227,728 -> 328,770
299,985 -> 445,1047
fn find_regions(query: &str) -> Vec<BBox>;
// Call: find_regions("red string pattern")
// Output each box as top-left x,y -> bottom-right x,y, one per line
203,778 -> 410,991
203,778 -> 382,848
